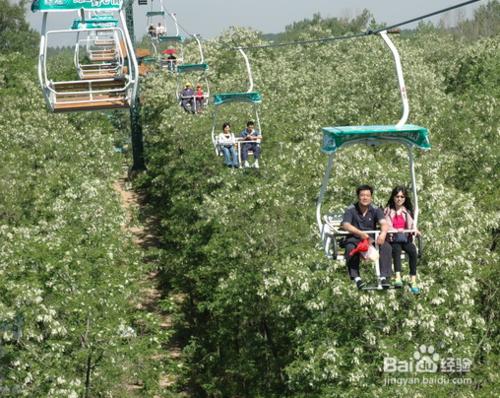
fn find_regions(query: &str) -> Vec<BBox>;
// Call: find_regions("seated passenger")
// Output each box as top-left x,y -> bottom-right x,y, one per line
217,122 -> 239,168
148,24 -> 156,38
180,82 -> 195,114
156,22 -> 166,36
166,52 -> 177,72
195,84 -> 204,113
384,186 -> 421,294
239,120 -> 261,169
341,184 -> 392,289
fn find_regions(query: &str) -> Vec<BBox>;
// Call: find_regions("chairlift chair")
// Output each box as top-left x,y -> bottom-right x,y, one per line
211,48 -> 263,167
175,34 -> 210,110
316,31 -> 431,290
72,17 -> 124,80
31,0 -> 138,113
157,12 -> 184,70
145,0 -> 167,57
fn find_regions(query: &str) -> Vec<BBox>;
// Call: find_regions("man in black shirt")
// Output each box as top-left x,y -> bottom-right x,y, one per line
341,184 -> 392,289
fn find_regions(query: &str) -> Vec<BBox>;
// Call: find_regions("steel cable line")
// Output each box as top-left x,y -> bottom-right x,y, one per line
164,7 -> 198,39
229,0 -> 482,50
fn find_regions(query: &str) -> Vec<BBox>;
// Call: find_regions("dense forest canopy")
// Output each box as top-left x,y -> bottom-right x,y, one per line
0,1 -> 498,396
0,0 -> 38,54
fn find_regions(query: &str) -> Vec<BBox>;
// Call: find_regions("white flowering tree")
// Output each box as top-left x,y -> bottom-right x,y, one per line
0,52 -> 167,397
138,20 -> 499,397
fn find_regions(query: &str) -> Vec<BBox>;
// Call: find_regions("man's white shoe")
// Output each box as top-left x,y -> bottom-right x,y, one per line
253,160 -> 259,169
244,161 -> 250,168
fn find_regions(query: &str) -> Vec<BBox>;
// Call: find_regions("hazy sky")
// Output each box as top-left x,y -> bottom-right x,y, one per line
25,0 -> 484,41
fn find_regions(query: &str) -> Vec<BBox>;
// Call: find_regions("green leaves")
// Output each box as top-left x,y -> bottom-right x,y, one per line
138,26 -> 500,397
0,0 -> 38,55
0,55 -> 163,396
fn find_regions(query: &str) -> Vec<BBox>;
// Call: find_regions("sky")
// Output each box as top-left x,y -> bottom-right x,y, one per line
24,0 -> 484,43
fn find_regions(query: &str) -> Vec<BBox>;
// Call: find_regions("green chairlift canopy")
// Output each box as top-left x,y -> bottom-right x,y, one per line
158,35 -> 183,43
177,63 -> 208,73
146,11 -> 165,17
71,17 -> 119,29
142,56 -> 158,64
32,0 -> 123,12
213,92 -> 262,106
321,124 -> 431,154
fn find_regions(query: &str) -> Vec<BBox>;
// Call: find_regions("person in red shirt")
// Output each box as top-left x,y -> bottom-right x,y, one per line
195,83 -> 204,113
384,186 -> 421,293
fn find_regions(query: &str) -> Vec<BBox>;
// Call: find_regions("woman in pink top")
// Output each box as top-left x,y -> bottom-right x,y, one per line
195,84 -> 204,113
384,186 -> 420,294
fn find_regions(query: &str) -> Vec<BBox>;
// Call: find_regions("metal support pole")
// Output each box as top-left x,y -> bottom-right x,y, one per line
125,0 -> 146,172
316,154 -> 335,234
380,30 -> 409,128
238,47 -> 254,93
407,145 -> 419,229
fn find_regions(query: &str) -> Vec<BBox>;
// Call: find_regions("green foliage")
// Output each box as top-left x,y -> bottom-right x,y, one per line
454,0 -> 500,39
0,53 -> 165,397
267,10 -> 372,42
0,5 -> 498,397
438,38 -> 500,211
45,48 -> 81,82
137,26 -> 500,397
0,0 -> 38,55
445,38 -> 500,96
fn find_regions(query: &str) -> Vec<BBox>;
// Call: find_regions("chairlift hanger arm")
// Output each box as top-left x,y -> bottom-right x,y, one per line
238,47 -> 254,93
193,34 -> 205,64
379,30 -> 408,127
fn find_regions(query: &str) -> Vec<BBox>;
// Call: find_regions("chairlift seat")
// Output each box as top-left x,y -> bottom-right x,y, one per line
50,78 -> 129,112
79,63 -> 119,70
32,1 -> 138,114
213,92 -> 262,106
88,49 -> 117,61
177,63 -> 208,73
321,124 -> 431,153
93,39 -> 116,47
52,78 -> 127,91
89,54 -> 117,62
81,71 -> 121,80
53,98 -> 128,112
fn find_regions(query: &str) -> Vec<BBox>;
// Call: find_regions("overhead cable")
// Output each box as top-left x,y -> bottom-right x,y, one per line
231,0 -> 482,50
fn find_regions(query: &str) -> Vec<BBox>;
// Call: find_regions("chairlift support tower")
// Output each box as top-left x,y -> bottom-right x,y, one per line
125,0 -> 145,172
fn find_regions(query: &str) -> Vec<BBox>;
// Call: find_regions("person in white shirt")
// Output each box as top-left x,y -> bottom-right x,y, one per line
156,22 -> 166,36
217,122 -> 239,168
